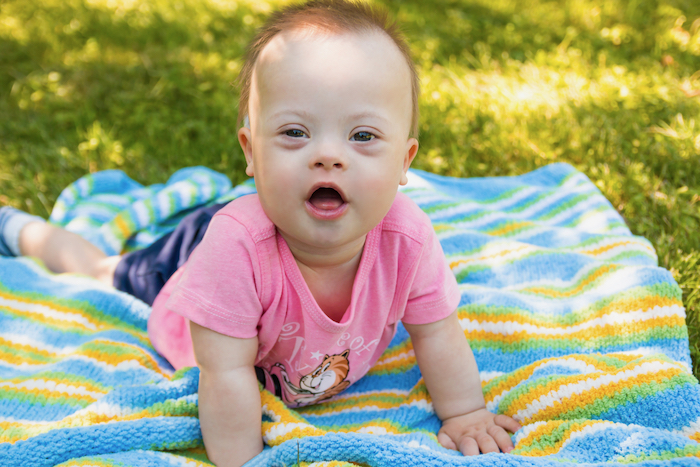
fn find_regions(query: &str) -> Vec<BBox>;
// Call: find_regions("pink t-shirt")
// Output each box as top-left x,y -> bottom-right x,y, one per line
148,192 -> 460,407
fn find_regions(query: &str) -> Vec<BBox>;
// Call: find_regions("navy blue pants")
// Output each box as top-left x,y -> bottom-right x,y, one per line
113,203 -> 226,306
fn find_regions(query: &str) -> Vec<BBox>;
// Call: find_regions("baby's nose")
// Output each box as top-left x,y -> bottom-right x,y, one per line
315,159 -> 343,169
311,147 -> 346,170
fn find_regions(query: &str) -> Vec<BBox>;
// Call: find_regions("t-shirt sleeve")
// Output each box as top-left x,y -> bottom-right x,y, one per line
400,228 -> 461,325
164,213 -> 263,339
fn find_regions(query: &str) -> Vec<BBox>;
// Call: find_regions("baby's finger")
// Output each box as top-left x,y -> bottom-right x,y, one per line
437,431 -> 457,450
475,434 -> 499,454
488,425 -> 515,453
458,436 -> 479,456
495,414 -> 522,433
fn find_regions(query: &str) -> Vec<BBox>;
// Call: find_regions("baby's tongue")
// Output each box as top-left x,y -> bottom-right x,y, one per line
309,188 -> 344,210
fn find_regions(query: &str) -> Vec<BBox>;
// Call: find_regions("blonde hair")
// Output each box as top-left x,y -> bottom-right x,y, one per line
237,0 -> 420,138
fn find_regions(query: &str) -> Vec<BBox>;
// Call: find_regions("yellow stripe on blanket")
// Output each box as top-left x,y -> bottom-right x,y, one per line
0,290 -> 151,348
513,420 -> 700,458
457,295 -> 683,327
580,240 -> 656,256
483,355 -> 628,402
462,315 -> 686,343
0,396 -> 197,444
522,264 -> 619,298
508,362 -> 689,423
449,244 -> 536,270
0,291 -> 102,332
514,420 -> 622,456
0,337 -> 170,378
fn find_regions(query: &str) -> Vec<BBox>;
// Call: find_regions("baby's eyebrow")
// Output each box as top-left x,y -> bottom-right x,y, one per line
267,109 -> 390,126
269,109 -> 313,122
347,111 -> 389,124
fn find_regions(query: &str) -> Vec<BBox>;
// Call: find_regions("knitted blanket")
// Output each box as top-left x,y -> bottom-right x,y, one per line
1,163 -> 699,466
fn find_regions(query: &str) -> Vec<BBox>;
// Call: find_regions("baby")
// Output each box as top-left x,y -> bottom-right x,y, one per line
0,1 -> 520,465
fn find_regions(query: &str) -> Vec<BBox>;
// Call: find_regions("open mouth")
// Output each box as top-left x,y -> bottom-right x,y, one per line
308,187 -> 345,211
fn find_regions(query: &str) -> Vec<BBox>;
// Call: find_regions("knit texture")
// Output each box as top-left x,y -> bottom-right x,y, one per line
1,163 -> 698,466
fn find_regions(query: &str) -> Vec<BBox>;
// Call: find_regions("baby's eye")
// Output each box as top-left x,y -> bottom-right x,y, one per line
351,131 -> 375,142
285,129 -> 307,138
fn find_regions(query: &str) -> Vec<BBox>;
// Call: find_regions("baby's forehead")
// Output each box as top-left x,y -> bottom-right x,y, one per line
247,26 -> 414,132
254,27 -> 404,80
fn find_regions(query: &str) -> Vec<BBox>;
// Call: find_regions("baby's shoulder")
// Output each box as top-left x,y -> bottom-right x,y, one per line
213,194 -> 276,243
381,192 -> 433,244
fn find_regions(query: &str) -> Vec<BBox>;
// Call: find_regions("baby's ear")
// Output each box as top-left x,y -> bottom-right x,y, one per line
400,138 -> 419,186
238,126 -> 254,177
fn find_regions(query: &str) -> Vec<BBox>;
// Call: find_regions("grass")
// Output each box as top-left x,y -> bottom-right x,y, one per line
1,0 -> 699,376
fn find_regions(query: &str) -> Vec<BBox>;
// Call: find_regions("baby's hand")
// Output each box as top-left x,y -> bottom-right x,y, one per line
437,409 -> 521,455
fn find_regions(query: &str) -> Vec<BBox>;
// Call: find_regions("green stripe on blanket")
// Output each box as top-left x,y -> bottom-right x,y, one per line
1,163 -> 699,466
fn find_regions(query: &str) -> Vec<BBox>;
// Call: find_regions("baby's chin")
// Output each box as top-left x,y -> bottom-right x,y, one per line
277,223 -> 369,254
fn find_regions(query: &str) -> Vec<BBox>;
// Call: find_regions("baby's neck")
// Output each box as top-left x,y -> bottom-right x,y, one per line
282,233 -> 366,271
282,233 -> 366,322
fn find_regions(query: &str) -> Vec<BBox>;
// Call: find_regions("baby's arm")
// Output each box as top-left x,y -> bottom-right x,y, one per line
403,311 -> 521,455
190,322 -> 263,466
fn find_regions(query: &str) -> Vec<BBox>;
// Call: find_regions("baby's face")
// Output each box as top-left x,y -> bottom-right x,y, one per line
239,29 -> 418,254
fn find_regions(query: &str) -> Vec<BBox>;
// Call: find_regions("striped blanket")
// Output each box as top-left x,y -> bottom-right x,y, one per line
1,163 -> 699,466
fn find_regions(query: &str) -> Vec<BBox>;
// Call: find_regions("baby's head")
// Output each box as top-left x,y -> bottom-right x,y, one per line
237,0 -> 419,139
237,0 -> 420,254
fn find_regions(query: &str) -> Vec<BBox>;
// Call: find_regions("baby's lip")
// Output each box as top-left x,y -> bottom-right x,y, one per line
306,182 -> 346,203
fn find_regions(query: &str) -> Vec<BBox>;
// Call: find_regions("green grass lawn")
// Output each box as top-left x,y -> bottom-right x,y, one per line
1,0 -> 699,376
